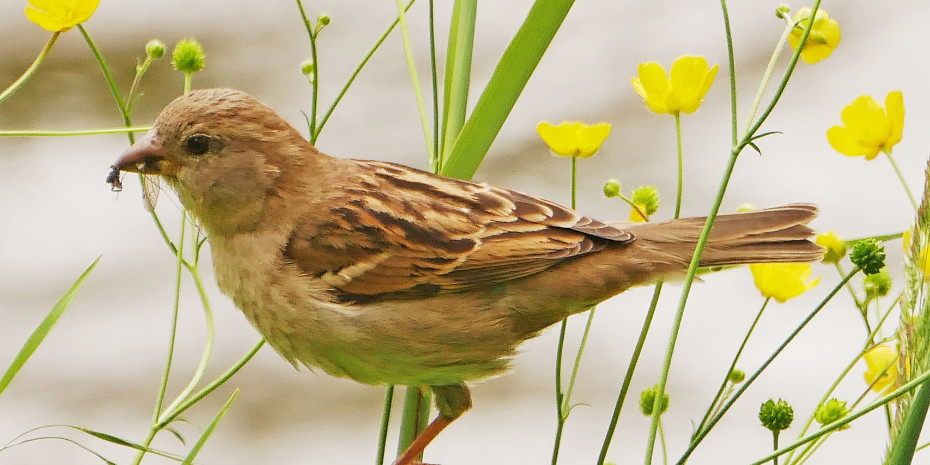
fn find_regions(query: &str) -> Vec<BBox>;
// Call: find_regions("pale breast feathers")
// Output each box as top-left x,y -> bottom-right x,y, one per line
283,161 -> 633,303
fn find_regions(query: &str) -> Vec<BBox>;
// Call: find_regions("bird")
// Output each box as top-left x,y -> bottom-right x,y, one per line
108,88 -> 822,465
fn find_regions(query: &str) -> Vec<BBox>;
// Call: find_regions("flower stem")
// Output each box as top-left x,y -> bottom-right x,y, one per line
296,0 -> 320,141
884,151 -> 919,211
0,32 -> 60,105
597,283 -> 664,464
395,0 -> 434,160
376,386 -> 395,465
694,298 -> 770,436
677,268 -> 857,464
742,19 -> 793,138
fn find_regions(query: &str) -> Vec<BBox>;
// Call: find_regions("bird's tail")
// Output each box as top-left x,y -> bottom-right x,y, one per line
619,203 -> 823,273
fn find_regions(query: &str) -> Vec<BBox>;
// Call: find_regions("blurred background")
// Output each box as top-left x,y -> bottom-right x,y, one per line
1,1 -> 927,464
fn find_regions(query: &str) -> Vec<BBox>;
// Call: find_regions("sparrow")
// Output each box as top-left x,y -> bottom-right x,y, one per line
108,88 -> 822,465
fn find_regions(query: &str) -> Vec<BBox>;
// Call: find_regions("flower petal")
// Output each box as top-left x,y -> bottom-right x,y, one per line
634,62 -> 672,115
575,123 -> 611,158
884,91 -> 905,150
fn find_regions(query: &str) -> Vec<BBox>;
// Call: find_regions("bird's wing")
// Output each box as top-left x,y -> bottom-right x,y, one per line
283,161 -> 633,303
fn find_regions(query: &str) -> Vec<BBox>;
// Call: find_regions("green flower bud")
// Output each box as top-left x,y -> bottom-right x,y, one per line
172,38 -> 205,74
631,186 -> 660,216
145,39 -> 166,59
317,14 -> 331,27
728,369 -> 745,384
775,4 -> 791,20
850,239 -> 886,275
603,179 -> 621,198
759,398 -> 793,432
300,59 -> 315,76
814,398 -> 848,426
639,385 -> 670,416
864,269 -> 892,299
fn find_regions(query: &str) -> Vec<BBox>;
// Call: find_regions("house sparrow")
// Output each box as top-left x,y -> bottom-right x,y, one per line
108,88 -> 822,465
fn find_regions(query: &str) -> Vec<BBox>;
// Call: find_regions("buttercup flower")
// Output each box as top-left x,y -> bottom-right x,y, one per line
631,56 -> 718,115
827,91 -> 904,160
25,0 -> 100,32
750,263 -> 820,303
788,7 -> 841,64
815,231 -> 846,263
536,122 -> 611,158
863,345 -> 898,393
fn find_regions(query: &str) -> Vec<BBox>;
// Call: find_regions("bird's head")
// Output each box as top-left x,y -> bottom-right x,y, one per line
109,88 -> 318,235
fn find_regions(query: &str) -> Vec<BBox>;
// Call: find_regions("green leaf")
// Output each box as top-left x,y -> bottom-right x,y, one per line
439,0 -> 476,165
886,379 -> 930,464
180,390 -> 239,465
0,256 -> 100,397
440,0 -> 575,180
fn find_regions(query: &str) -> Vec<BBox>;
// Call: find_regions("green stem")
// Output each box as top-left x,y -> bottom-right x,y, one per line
397,387 -> 430,459
78,25 -> 129,123
428,0 -> 440,162
597,282 -> 664,464
742,19 -> 793,138
0,32 -> 60,105
772,432 -> 780,465
133,217 -> 188,465
156,339 -> 264,429
561,308 -> 596,415
296,0 -> 320,141
394,0 -> 434,159
720,0 -> 737,145
552,154 -> 582,465
314,0 -> 416,141
376,386 -> 395,465
884,151 -> 919,211
677,268 -> 858,465
694,298 -> 770,437
645,146 -> 740,465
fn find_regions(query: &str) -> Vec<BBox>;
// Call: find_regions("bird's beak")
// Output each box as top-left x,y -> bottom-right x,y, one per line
107,130 -> 166,190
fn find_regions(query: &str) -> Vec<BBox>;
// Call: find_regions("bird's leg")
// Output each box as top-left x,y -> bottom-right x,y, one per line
392,383 -> 472,465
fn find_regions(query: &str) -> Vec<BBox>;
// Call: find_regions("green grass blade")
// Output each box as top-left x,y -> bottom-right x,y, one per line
0,256 -> 101,397
440,0 -> 575,180
439,0 -> 476,165
180,390 -> 239,465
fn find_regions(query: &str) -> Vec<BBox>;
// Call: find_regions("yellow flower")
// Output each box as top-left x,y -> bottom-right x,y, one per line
749,263 -> 820,303
827,91 -> 904,160
536,121 -> 611,158
815,231 -> 846,263
863,345 -> 898,393
25,0 -> 100,32
788,7 -> 841,64
630,56 -> 718,115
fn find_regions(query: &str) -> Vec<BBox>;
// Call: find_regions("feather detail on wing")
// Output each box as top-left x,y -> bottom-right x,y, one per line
283,161 -> 633,303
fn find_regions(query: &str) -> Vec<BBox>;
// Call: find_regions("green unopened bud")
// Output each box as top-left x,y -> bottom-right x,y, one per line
814,398 -> 848,426
639,385 -> 670,416
145,39 -> 166,59
172,38 -> 205,74
728,369 -> 745,384
864,269 -> 892,299
603,179 -> 621,198
631,186 -> 660,216
317,14 -> 331,27
850,239 -> 886,275
300,59 -> 315,76
759,398 -> 793,432
775,4 -> 791,20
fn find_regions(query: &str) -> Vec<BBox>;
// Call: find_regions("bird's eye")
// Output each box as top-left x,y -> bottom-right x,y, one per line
185,134 -> 211,155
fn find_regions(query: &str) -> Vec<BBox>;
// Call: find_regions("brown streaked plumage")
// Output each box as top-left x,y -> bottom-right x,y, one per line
109,88 -> 822,465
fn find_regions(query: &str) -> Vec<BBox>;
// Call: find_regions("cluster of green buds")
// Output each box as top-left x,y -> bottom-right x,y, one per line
639,384 -> 670,416
172,38 -> 206,74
